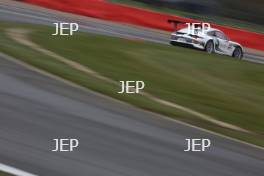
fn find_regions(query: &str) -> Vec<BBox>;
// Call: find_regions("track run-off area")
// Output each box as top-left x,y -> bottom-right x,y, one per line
0,0 -> 264,176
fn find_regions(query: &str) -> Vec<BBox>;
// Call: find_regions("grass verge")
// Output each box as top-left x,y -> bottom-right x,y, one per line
0,22 -> 264,147
0,171 -> 13,176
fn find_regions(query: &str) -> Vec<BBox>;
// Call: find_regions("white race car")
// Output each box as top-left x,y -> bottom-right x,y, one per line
170,27 -> 244,59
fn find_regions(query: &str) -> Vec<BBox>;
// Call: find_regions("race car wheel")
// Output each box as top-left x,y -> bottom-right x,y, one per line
170,41 -> 176,46
205,41 -> 214,54
232,47 -> 243,59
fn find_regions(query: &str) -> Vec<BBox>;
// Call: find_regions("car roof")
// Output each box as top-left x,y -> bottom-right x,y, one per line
207,28 -> 222,33
176,27 -> 224,34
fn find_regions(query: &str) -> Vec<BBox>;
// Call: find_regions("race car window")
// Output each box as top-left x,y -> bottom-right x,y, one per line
207,31 -> 215,37
215,31 -> 228,40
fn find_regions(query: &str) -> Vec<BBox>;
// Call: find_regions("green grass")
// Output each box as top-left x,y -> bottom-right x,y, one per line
0,171 -> 13,176
109,0 -> 264,34
0,22 -> 264,147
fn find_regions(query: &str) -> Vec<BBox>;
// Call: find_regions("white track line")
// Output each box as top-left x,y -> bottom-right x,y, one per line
0,163 -> 37,176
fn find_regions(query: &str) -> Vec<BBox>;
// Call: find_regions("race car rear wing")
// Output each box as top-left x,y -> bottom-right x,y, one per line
168,19 -> 204,31
168,20 -> 186,30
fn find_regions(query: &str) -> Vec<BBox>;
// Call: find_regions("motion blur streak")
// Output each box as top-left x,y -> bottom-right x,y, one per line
22,0 -> 264,51
0,1 -> 264,176
0,52 -> 264,176
0,1 -> 264,64
6,28 -> 249,132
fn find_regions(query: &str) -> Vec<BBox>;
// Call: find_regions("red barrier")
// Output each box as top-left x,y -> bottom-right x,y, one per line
23,0 -> 264,51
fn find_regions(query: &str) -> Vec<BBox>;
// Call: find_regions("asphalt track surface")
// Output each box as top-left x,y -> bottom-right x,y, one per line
0,1 -> 264,176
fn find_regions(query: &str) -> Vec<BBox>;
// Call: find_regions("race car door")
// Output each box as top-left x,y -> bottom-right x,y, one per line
215,31 -> 230,54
